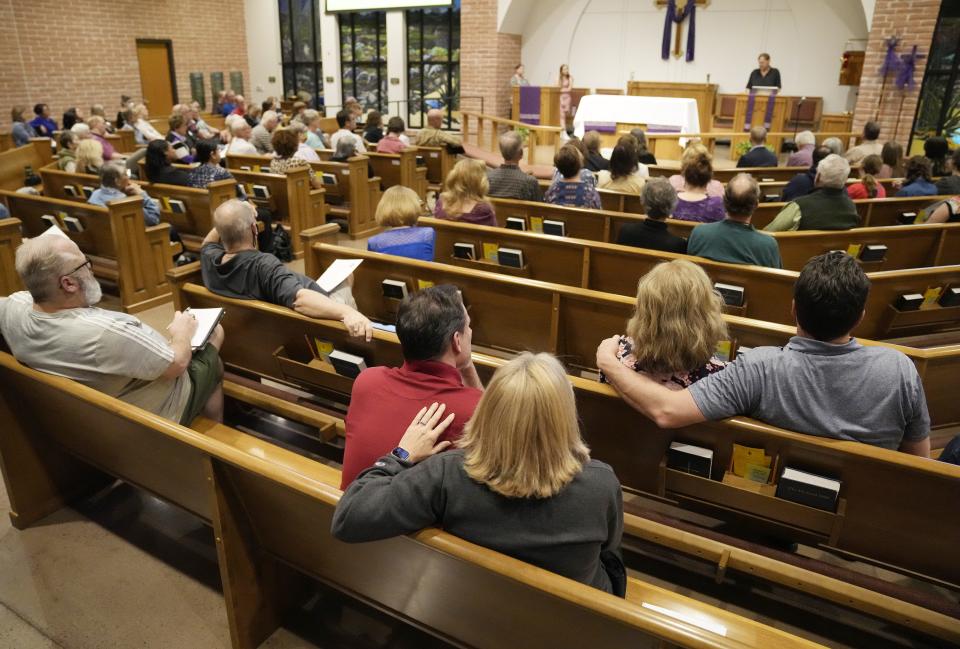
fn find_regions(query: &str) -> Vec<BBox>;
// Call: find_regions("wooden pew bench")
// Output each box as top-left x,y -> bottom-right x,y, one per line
364,148 -> 428,199
416,144 -> 456,192
0,217 -> 23,295
0,140 -> 53,191
307,156 -> 382,238
1,190 -> 178,312
140,179 -> 237,252
37,164 -> 101,202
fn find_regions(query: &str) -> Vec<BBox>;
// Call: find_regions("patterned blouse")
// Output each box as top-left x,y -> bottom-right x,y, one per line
188,163 -> 233,189
269,156 -> 316,180
599,335 -> 727,389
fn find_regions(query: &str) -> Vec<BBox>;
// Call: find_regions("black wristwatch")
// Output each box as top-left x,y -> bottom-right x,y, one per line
391,446 -> 410,461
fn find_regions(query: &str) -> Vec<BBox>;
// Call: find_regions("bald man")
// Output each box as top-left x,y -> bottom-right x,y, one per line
200,199 -> 373,340
0,234 -> 224,424
416,109 -> 463,149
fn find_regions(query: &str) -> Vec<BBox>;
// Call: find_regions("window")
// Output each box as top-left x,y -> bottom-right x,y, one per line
406,1 -> 460,130
912,0 -> 960,150
340,11 -> 388,113
278,0 -> 324,109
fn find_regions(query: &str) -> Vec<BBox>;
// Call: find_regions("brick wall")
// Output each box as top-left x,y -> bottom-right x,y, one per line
0,0 -> 250,129
852,0 -> 940,148
460,0 -> 521,120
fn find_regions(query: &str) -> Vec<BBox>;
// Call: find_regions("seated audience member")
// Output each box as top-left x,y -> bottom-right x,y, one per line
291,100 -> 308,122
846,154 -> 885,199
924,136 -> 950,177
269,128 -> 323,189
87,116 -> 122,161
940,434 -> 960,465
688,173 -> 782,268
922,196 -> 960,224
615,134 -> 649,177
333,352 -> 625,596
189,140 -> 234,188
376,116 -> 408,154
189,102 -> 219,140
781,145 -> 831,202
597,143 -> 645,193
582,131 -> 609,172
544,145 -> 602,209
0,236 -> 223,424
225,119 -> 258,156
330,109 -> 367,154
231,95 -> 247,117
672,150 -> 725,222
220,90 -> 238,117
62,107 -> 84,131
339,285 -> 483,487
165,114 -> 195,163
75,139 -> 105,175
88,163 -> 165,232
132,104 -> 164,144
601,259 -> 726,388
630,128 -> 657,165
844,121 -> 883,164
250,110 -> 279,154
56,132 -> 79,172
486,130 -> 541,202
145,140 -> 191,186
363,110 -> 384,144
10,106 -> 37,146
737,126 -> 777,168
896,155 -> 938,197
596,252 -> 930,456
89,104 -> 114,132
70,123 -> 92,140
821,137 -> 844,156
330,138 -> 357,163
765,154 -> 859,231
550,138 -> 598,189
200,199 -> 372,339
302,109 -> 327,149
285,121 -> 320,163
435,159 -> 498,225
616,179 -> 686,253
244,103 -> 261,128
116,95 -> 133,129
416,109 -> 463,149
669,144 -> 723,197
879,141 -> 904,179
29,103 -> 57,138
786,130 -> 816,167
367,185 -> 434,261
936,148 -> 960,195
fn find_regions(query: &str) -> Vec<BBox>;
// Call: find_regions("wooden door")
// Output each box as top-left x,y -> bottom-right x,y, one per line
136,41 -> 176,115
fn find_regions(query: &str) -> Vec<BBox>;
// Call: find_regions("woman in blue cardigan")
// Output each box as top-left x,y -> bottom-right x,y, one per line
367,185 -> 435,261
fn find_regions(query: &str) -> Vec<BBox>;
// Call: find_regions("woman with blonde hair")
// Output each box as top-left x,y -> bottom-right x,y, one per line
75,138 -> 104,175
668,143 -> 724,198
601,259 -> 728,389
332,352 -> 626,596
132,103 -> 164,144
434,159 -> 497,226
366,185 -> 434,260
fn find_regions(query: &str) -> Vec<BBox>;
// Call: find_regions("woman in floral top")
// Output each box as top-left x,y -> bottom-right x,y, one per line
269,128 -> 323,190
600,259 -> 728,389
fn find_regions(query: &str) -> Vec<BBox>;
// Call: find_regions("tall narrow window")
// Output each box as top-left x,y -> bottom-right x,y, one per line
278,0 -> 324,109
912,1 -> 960,150
406,1 -> 461,130
339,11 -> 388,113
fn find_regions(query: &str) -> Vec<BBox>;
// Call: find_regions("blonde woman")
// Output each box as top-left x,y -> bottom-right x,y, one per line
332,352 -> 626,596
367,185 -> 434,260
600,259 -> 727,389
434,159 -> 497,226
132,104 -> 164,144
75,138 -> 104,175
668,143 -> 724,198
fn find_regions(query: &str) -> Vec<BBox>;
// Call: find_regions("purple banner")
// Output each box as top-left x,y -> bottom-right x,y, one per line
519,85 -> 541,125
743,90 -> 778,131
743,91 -> 756,131
763,89 -> 778,128
583,122 -> 617,133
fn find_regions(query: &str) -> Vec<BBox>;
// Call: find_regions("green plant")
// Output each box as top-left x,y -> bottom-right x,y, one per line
734,140 -> 775,157
516,126 -> 530,144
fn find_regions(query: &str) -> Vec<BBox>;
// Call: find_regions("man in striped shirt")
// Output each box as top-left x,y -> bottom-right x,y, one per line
486,131 -> 542,203
0,235 -> 224,425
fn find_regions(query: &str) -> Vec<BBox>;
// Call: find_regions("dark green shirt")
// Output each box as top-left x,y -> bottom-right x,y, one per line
687,219 -> 782,269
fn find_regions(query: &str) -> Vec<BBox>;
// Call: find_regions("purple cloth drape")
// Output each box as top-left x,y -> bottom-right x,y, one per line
661,0 -> 696,62
896,45 -> 924,91
880,37 -> 901,78
744,89 -> 778,131
519,85 -> 541,125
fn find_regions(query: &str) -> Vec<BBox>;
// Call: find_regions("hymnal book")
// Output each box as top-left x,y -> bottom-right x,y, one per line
453,242 -> 476,260
714,340 -> 733,362
939,287 -> 960,307
775,467 -> 841,512
81,186 -> 95,198
41,214 -> 61,229
482,242 -> 499,261
922,286 -> 943,308
764,193 -> 779,202
329,350 -> 367,378
185,307 -> 224,350
859,244 -> 887,262
529,216 -> 544,233
416,279 -> 434,290
316,258 -> 362,293
252,184 -> 271,199
321,173 -> 338,186
897,211 -> 917,225
714,282 -> 745,307
666,442 -> 713,479
63,185 -> 78,197
310,337 -> 334,363
415,155 -> 426,166
731,444 -> 771,479
542,219 -> 566,237
167,198 -> 187,214
257,166 -> 269,173
505,217 -> 527,231
371,322 -> 397,333
381,279 -> 409,300
845,243 -> 862,258
497,247 -> 524,269
760,177 -> 775,183
240,165 -> 252,171
62,215 -> 84,233
895,293 -> 923,311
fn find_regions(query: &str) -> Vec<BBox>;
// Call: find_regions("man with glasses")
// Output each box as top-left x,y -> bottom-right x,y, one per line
0,234 -> 225,425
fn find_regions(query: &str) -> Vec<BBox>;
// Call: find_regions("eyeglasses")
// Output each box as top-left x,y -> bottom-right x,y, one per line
62,258 -> 92,279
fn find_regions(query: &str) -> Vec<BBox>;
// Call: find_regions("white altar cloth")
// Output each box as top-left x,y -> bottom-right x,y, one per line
573,95 -> 701,138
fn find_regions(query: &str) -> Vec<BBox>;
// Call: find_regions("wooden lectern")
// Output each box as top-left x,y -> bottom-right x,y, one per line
511,86 -> 591,128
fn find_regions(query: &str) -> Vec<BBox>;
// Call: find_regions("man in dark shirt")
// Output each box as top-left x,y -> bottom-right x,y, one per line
746,53 -> 782,89
936,149 -> 960,195
486,131 -> 542,202
199,199 -> 372,339
737,126 -> 778,168
616,178 -> 686,253
782,146 -> 831,202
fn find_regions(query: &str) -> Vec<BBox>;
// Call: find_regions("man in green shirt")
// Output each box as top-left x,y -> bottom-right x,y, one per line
687,173 -> 782,269
763,154 -> 859,232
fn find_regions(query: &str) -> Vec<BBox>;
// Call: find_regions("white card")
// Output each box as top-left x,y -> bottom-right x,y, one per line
317,258 -> 363,293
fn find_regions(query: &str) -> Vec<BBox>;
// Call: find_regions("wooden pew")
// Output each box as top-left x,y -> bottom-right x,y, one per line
37,164 -> 100,202
2,191 -> 178,312
364,148 -> 428,199
749,195 -> 954,230
140,179 -> 237,252
223,152 -> 274,173
0,131 -> 12,152
165,272 -> 960,600
0,351 -> 834,649
598,188 -> 645,214
307,157 -> 382,238
416,144 -> 456,192
0,140 -> 52,191
0,218 -> 23,295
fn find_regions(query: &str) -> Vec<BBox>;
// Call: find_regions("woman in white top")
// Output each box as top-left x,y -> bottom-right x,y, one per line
132,104 -> 164,143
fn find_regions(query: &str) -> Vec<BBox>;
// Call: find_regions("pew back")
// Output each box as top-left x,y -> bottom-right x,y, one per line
307,156 -> 382,238
364,148 -> 428,199
0,141 -> 51,191
0,218 -> 23,295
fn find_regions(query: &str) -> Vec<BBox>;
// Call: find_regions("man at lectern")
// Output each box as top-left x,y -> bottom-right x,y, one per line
746,53 -> 781,90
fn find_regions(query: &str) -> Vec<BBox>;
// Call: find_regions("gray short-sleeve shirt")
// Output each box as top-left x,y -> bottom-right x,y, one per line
201,243 -> 322,308
688,336 -> 929,450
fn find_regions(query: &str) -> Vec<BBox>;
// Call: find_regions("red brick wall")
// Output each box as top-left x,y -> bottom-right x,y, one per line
0,0 -> 250,129
852,0 -> 940,148
460,0 -> 521,120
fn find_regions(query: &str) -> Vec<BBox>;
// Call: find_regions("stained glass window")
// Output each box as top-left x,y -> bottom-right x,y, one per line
340,11 -> 388,113
278,0 -> 324,109
406,1 -> 460,129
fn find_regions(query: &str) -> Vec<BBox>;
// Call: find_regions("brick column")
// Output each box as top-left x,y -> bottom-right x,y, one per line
852,0 -> 940,148
460,0 -> 521,119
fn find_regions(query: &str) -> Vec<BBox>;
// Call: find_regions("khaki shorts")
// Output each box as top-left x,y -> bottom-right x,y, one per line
179,343 -> 222,425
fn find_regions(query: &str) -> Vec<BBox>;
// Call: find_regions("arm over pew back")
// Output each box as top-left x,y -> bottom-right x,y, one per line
364,148 -> 428,199
0,351 -> 829,649
0,218 -> 23,295
1,191 -> 177,312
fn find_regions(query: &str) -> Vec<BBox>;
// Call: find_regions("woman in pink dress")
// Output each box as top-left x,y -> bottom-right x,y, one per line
558,64 -> 573,129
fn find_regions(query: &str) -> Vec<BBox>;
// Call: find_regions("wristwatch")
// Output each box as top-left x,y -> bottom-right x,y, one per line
391,446 -> 410,461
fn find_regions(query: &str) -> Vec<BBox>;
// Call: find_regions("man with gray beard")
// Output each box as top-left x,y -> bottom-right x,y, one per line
0,235 -> 225,424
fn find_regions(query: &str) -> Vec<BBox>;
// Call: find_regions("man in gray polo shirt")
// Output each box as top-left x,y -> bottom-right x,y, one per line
597,252 -> 930,456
